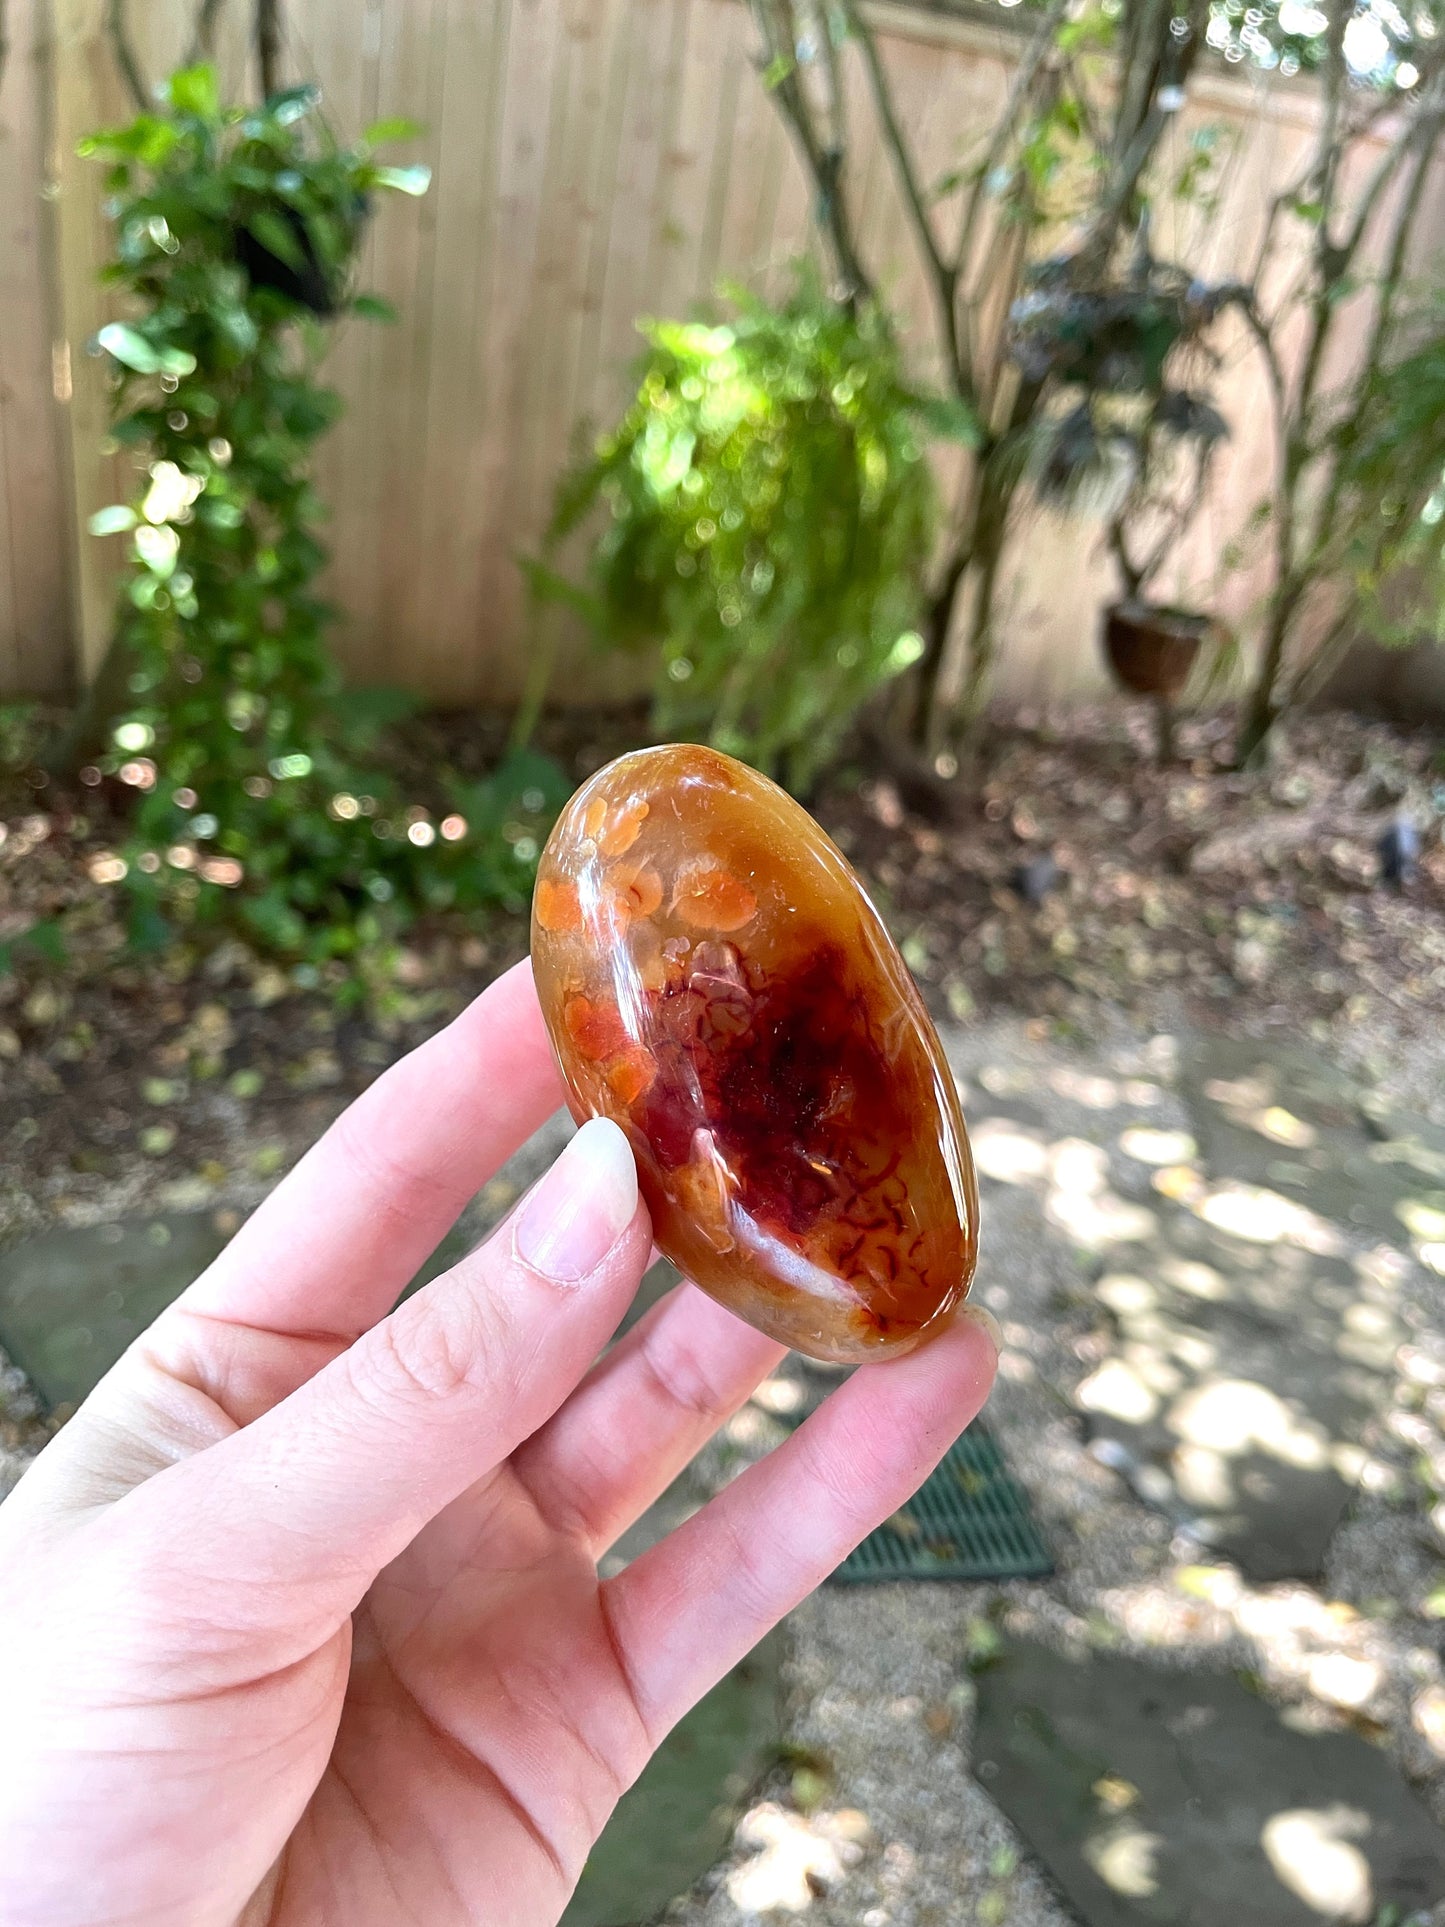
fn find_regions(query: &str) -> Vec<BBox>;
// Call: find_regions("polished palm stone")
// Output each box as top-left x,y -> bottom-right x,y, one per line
531,745 -> 978,1362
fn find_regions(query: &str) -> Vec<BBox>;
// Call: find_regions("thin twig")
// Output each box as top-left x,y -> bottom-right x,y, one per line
749,0 -> 874,306
838,0 -> 960,380
951,0 -> 1067,285
257,0 -> 281,98
106,0 -> 149,111
186,0 -> 230,65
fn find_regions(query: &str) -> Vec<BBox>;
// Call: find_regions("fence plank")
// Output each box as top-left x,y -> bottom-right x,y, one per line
8,0 -> 1443,708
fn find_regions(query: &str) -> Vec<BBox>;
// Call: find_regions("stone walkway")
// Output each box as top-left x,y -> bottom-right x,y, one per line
4,1020 -> 1445,1925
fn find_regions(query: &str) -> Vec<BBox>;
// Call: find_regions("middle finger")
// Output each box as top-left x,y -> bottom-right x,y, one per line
510,1280 -> 786,1554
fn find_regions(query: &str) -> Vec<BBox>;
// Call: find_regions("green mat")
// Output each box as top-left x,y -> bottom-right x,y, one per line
831,1424 -> 1052,1584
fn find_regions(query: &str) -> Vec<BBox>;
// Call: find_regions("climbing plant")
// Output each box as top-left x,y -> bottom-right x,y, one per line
79,66 -> 563,966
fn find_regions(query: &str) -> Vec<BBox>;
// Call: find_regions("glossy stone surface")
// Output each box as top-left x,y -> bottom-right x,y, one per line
532,745 -> 978,1362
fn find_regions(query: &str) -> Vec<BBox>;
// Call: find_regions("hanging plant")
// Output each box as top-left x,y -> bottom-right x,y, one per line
77,66 -> 562,970
535,276 -> 941,794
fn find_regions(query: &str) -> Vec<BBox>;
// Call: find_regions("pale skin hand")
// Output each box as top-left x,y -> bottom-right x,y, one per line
0,960 -> 996,1927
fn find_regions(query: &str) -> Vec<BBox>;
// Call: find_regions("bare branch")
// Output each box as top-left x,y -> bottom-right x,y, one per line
106,0 -> 149,111
187,0 -> 230,66
838,0 -> 961,380
951,0 -> 1067,285
257,0 -> 281,98
748,0 -> 874,307
805,0 -> 845,159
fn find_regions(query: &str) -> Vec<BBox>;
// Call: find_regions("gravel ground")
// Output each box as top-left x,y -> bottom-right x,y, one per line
658,1017 -> 1445,1927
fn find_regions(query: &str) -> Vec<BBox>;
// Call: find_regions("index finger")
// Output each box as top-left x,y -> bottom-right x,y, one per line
178,959 -> 567,1344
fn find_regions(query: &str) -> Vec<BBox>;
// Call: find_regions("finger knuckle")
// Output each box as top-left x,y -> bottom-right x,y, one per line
358,1295 -> 495,1409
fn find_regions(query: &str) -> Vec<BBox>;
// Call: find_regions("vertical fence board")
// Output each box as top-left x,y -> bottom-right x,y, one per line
6,0 -> 1441,707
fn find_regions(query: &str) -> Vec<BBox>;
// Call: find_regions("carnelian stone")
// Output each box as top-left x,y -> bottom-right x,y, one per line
531,744 -> 979,1363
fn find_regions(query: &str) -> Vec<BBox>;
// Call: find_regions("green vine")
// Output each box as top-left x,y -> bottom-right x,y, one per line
80,66 -> 563,970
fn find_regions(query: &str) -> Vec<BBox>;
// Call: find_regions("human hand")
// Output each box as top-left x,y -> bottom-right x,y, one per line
0,960 -> 996,1927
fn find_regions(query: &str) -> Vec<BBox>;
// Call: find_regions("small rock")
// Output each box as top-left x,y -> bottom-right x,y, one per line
1378,815 -> 1420,886
1011,853 -> 1060,903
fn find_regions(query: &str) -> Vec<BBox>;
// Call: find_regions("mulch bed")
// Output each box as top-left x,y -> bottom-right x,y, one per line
2,697 -> 1443,1262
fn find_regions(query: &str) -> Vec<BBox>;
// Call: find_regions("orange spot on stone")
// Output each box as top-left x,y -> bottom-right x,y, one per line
535,877 -> 582,933
672,864 -> 758,933
563,994 -> 630,1062
605,1047 -> 656,1107
610,863 -> 663,922
599,799 -> 649,858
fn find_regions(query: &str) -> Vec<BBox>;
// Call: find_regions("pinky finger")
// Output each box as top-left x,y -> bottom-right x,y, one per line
602,1308 -> 999,1745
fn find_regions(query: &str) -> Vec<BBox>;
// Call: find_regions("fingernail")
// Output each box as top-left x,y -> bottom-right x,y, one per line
956,1301 -> 1003,1358
513,1117 -> 638,1284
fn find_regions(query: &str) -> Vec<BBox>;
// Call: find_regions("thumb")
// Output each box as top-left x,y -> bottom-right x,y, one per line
112,1118 -> 649,1628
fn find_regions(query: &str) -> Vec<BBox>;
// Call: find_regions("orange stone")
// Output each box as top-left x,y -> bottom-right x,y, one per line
531,744 -> 978,1363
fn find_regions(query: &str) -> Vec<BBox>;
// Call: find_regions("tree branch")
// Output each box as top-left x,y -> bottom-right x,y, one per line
257,0 -> 281,99
951,0 -> 1067,285
838,0 -> 962,384
187,0 -> 230,66
106,0 -> 149,111
749,0 -> 874,307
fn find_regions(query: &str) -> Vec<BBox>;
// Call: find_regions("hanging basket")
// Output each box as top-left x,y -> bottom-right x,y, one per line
1101,599 -> 1212,699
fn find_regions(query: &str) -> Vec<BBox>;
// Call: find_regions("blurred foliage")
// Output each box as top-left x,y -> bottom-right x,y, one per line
1000,0 -> 1431,81
537,279 -> 942,792
1015,249 -> 1246,602
75,67 -> 562,971
1331,299 -> 1445,648
0,703 -> 45,776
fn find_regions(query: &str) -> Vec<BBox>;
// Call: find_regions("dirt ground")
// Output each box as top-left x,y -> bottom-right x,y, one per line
4,699 -> 1444,1259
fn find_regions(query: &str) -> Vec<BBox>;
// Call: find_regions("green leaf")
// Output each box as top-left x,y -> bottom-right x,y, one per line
762,53 -> 796,89
95,323 -> 198,378
351,293 -> 398,323
78,116 -> 178,166
268,85 -> 320,126
168,63 -> 220,121
89,504 -> 138,536
364,116 -> 424,146
373,164 -> 432,197
135,522 -> 180,578
243,208 -> 308,272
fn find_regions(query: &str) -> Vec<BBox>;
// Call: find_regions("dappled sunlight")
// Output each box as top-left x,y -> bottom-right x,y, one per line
1077,1358 -> 1161,1425
1082,1821 -> 1162,1898
971,1118 -> 1050,1185
1046,1139 -> 1158,1249
1192,1183 -> 1346,1255
1118,1126 -> 1197,1165
1303,1653 -> 1383,1710
1412,1686 -> 1445,1757
1173,1442 -> 1234,1509
1150,1162 -> 1208,1205
1158,1255 -> 1230,1301
1260,1807 -> 1373,1922
1242,1105 -> 1319,1150
1168,1379 -> 1331,1471
725,1803 -> 870,1914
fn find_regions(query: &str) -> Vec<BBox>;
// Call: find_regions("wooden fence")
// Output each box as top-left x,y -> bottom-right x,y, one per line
1,0 -> 1439,705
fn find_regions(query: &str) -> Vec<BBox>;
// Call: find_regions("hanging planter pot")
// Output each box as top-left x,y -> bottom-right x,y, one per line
1101,599 -> 1216,762
1102,599 -> 1212,697
232,194 -> 371,317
